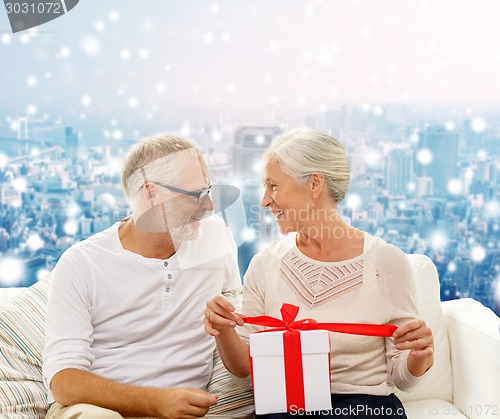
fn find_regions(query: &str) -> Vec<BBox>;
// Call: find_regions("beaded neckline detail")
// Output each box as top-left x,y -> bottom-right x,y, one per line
280,249 -> 364,308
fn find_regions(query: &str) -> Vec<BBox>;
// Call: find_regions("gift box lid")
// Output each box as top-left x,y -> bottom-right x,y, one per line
250,329 -> 330,357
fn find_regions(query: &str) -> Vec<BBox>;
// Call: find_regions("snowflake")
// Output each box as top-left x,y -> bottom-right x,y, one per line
95,21 -> 105,32
202,33 -> 214,44
447,179 -> 463,195
57,47 -> 71,59
471,117 -> 487,133
66,201 -> 81,218
346,193 -> 362,210
26,75 -> 37,87
445,121 -> 455,131
470,246 -> 486,263
417,148 -> 433,165
120,50 -> 131,60
128,98 -> 139,108
156,83 -> 166,93
139,48 -> 150,59
64,220 -> 78,236
1,34 -> 12,44
27,233 -> 44,251
80,35 -> 101,56
0,258 -> 24,286
81,95 -> 92,106
112,129 -> 123,140
0,153 -> 7,169
12,177 -> 27,192
242,228 -> 257,242
37,268 -> 50,281
109,10 -> 120,21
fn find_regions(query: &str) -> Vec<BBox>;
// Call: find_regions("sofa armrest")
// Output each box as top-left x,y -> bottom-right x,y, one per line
442,298 -> 500,419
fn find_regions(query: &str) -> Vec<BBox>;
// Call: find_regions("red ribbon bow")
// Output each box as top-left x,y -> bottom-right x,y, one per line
244,303 -> 398,413
244,303 -> 398,336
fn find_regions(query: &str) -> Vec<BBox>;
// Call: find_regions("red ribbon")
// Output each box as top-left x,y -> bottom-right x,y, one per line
245,303 -> 398,412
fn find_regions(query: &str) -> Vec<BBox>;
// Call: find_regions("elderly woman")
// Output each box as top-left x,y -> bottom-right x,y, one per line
205,128 -> 434,419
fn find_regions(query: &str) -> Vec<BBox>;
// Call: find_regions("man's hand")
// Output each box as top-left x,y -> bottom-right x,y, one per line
156,387 -> 218,419
50,369 -> 218,419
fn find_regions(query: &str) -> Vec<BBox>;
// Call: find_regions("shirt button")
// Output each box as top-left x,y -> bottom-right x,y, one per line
165,287 -> 171,292
164,261 -> 168,267
168,274 -> 172,279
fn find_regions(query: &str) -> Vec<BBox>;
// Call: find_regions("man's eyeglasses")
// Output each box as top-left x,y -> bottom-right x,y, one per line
154,182 -> 212,204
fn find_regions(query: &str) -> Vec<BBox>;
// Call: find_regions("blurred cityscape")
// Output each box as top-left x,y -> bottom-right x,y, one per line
0,103 -> 499,316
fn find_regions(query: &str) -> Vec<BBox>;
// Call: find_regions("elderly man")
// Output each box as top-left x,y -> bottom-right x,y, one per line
43,134 -> 241,418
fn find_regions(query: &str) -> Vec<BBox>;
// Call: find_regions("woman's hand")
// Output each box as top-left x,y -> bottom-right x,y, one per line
204,295 -> 246,337
393,319 -> 434,376
204,296 -> 250,378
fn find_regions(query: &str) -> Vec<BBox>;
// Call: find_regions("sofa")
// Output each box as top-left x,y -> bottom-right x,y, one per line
0,254 -> 499,418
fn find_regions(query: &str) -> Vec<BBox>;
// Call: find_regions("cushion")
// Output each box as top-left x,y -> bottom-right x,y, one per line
0,274 -> 51,418
207,350 -> 255,417
207,291 -> 255,417
396,255 -> 453,404
442,298 -> 500,417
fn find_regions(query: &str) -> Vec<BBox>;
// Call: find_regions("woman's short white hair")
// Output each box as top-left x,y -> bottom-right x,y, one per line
263,127 -> 350,203
121,133 -> 201,209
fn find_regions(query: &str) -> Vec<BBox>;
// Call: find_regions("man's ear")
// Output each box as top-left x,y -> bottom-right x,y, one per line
143,182 -> 156,204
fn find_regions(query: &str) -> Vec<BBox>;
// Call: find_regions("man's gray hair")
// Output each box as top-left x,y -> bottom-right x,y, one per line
121,133 -> 201,207
263,127 -> 350,203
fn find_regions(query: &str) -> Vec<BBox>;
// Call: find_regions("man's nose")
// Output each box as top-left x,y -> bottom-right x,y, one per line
200,194 -> 214,211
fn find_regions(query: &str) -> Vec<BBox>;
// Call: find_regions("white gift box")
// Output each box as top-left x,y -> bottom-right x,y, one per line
249,329 -> 332,415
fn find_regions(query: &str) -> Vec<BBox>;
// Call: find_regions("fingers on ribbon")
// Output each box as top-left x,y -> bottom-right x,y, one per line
395,321 -> 432,343
206,298 -> 243,327
409,344 -> 434,358
396,335 -> 434,352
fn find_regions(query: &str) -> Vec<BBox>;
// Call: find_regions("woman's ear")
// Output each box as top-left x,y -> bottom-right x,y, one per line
310,173 -> 324,199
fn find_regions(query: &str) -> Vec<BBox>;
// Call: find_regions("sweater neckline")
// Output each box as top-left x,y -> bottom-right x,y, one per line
289,231 -> 378,267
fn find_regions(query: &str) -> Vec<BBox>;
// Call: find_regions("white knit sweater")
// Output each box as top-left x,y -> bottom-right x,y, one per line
238,232 -> 423,395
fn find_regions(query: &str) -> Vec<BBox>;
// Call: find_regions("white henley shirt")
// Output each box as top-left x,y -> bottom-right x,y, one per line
42,215 -> 241,403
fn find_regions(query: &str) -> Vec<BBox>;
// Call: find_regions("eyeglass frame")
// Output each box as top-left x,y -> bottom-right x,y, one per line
152,182 -> 212,204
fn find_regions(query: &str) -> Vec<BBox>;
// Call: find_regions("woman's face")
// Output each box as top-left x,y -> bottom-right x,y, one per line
261,159 -> 311,234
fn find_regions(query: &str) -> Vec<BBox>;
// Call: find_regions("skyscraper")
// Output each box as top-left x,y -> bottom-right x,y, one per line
65,126 -> 80,162
416,126 -> 458,196
232,126 -> 281,182
231,126 -> 281,277
386,149 -> 412,196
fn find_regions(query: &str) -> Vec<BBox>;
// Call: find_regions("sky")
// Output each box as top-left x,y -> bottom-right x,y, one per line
1,0 -> 500,138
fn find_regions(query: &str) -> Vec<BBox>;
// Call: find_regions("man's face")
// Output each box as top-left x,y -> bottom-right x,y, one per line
137,150 -> 213,243
160,151 -> 213,241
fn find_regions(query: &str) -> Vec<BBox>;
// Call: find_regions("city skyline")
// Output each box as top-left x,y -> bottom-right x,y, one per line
1,101 -> 499,317
1,2 -> 500,315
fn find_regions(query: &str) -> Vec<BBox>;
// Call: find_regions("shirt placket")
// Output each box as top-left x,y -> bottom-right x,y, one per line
161,260 -> 174,310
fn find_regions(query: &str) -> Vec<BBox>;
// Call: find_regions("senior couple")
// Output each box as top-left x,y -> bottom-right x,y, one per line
43,129 -> 434,419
